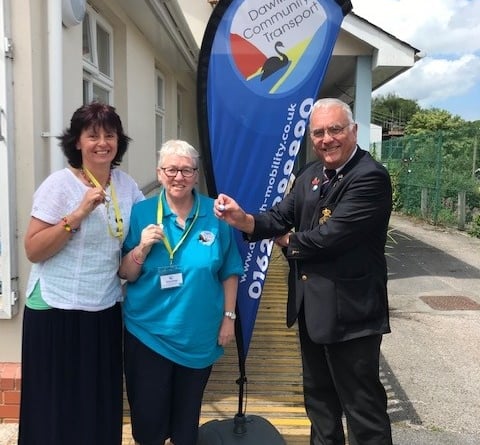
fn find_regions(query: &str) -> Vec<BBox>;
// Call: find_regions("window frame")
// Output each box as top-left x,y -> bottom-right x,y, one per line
82,6 -> 114,104
176,86 -> 184,138
155,70 -> 166,151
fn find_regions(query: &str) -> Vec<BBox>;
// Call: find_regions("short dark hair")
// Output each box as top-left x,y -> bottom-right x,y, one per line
58,102 -> 131,168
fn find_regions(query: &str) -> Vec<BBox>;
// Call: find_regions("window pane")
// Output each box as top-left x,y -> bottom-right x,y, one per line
157,76 -> 164,108
156,115 -> 164,150
177,92 -> 182,120
96,24 -> 111,77
83,79 -> 90,104
82,13 -> 92,62
93,84 -> 110,104
177,91 -> 183,138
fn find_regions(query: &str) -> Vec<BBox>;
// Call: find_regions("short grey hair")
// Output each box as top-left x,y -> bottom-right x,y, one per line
309,98 -> 354,125
157,139 -> 200,168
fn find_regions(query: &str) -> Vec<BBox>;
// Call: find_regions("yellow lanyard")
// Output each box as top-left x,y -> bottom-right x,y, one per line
82,166 -> 124,240
157,188 -> 200,263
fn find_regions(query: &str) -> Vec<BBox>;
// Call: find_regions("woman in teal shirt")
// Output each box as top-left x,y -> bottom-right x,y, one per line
119,139 -> 243,445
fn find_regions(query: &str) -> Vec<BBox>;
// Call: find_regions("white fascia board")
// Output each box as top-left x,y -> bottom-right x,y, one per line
342,13 -> 421,69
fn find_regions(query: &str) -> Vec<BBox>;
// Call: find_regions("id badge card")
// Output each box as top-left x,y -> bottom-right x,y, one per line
158,265 -> 183,289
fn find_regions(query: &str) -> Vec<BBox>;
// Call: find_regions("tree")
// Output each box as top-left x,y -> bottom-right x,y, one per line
404,108 -> 464,134
372,93 -> 420,132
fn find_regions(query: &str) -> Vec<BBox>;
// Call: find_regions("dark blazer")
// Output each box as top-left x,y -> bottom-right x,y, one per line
250,148 -> 392,344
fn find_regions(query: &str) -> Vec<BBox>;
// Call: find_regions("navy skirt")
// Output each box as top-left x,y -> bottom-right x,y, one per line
18,303 -> 123,445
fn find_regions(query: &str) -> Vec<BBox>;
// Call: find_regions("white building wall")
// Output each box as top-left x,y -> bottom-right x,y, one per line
370,123 -> 383,159
124,27 -> 158,187
0,0 -> 199,361
1,0 -> 41,360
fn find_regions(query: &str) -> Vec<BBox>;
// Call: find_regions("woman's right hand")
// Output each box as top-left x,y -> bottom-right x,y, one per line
74,186 -> 109,219
118,224 -> 164,281
141,224 -> 163,248
134,224 -> 165,261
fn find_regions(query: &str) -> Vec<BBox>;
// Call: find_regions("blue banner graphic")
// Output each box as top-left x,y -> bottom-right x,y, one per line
198,0 -> 352,360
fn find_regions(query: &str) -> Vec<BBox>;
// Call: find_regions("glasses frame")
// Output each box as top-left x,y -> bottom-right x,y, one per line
160,167 -> 198,178
310,123 -> 354,140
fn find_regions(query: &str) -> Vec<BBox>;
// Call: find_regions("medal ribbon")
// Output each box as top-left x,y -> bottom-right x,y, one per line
157,188 -> 200,263
82,166 -> 124,240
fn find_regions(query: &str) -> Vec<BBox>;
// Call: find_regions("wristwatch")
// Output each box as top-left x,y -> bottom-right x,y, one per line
224,311 -> 236,320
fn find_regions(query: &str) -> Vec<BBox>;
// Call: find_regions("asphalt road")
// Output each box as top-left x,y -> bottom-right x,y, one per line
383,213 -> 480,445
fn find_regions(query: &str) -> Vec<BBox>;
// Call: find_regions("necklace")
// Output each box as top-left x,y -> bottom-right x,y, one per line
80,167 -> 112,202
80,166 -> 124,240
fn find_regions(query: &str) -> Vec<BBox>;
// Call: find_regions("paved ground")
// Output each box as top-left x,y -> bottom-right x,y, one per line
1,212 -> 479,445
383,213 -> 480,445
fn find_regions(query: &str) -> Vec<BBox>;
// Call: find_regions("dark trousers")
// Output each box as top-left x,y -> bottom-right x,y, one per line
298,313 -> 392,445
124,329 -> 212,445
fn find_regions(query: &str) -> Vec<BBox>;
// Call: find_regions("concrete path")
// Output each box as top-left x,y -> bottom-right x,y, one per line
383,213 -> 480,445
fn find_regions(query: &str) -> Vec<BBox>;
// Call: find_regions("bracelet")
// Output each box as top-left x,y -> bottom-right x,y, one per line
131,249 -> 145,265
62,216 -> 80,233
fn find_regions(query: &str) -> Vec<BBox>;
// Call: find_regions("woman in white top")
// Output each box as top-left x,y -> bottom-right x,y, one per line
18,102 -> 144,445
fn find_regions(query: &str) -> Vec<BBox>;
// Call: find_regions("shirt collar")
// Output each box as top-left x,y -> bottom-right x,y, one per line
324,145 -> 357,175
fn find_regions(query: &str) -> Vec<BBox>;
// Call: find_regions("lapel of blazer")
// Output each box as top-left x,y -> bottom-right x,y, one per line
328,146 -> 365,192
310,148 -> 366,228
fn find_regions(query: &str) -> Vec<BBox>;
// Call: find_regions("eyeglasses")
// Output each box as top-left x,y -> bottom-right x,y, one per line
160,167 -> 198,178
310,123 -> 353,140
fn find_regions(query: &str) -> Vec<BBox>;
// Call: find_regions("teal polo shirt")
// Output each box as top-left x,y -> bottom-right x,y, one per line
122,190 -> 243,368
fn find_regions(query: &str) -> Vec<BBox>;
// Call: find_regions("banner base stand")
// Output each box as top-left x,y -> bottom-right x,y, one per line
198,414 -> 286,444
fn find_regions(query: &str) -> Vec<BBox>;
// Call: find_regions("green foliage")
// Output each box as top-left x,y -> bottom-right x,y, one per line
387,164 -> 403,211
372,94 -> 480,238
435,207 -> 458,226
404,108 -> 465,134
382,129 -> 480,237
372,93 -> 420,129
468,213 -> 480,238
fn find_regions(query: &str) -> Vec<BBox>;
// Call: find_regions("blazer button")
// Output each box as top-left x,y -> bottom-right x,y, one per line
301,274 -> 307,281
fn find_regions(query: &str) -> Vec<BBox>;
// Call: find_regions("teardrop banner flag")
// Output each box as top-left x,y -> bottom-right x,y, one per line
198,0 -> 352,361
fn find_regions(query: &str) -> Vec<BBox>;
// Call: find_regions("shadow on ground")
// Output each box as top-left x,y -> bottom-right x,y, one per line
386,229 -> 480,281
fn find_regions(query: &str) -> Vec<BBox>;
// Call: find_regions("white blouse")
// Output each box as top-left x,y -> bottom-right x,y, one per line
26,168 -> 144,311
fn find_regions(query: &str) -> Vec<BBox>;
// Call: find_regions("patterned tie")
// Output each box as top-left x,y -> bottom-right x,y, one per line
321,169 -> 336,194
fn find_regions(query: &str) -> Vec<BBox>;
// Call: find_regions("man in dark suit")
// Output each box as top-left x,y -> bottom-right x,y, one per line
214,98 -> 393,445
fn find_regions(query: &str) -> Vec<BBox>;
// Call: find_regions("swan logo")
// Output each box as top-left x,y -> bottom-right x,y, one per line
260,41 -> 289,80
229,0 -> 328,96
